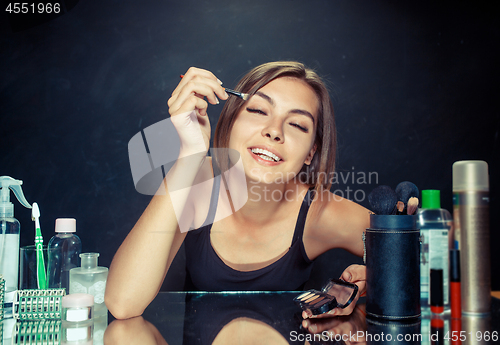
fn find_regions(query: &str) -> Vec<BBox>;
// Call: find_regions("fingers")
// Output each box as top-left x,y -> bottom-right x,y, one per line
174,67 -> 224,95
302,314 -> 357,338
169,93 -> 210,117
168,67 -> 228,117
303,306 -> 345,319
341,264 -> 366,283
341,264 -> 367,303
302,317 -> 343,334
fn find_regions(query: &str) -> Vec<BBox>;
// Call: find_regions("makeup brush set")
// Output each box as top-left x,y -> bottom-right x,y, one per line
364,182 -> 422,320
368,181 -> 419,216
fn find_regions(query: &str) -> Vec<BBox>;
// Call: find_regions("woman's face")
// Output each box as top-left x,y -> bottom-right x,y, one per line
228,77 -> 319,185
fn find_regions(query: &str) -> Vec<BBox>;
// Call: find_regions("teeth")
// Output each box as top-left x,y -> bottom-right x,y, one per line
251,148 -> 280,162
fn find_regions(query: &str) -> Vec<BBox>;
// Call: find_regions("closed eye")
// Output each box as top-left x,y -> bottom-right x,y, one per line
291,123 -> 308,132
246,107 -> 267,115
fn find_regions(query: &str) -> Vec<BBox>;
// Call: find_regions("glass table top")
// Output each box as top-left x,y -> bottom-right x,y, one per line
2,291 -> 499,344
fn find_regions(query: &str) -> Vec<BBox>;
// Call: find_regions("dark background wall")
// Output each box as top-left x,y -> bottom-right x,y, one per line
1,1 -> 498,290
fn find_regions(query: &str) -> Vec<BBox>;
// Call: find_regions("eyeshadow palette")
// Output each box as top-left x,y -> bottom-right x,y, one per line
294,290 -> 338,315
293,278 -> 358,315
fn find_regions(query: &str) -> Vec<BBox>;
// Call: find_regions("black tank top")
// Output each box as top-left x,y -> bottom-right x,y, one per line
184,163 -> 315,291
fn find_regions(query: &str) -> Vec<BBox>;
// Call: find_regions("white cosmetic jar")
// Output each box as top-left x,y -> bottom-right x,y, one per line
62,293 -> 94,323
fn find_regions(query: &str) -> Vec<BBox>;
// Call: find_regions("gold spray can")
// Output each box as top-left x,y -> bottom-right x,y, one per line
453,160 -> 491,315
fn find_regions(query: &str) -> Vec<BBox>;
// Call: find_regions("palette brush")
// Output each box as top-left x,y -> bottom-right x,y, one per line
179,74 -> 249,101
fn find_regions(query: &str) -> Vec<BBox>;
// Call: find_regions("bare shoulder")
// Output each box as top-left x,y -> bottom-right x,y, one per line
310,189 -> 371,232
304,188 -> 371,259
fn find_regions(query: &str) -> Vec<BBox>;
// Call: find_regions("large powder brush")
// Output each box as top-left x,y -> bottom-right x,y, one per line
368,185 -> 398,215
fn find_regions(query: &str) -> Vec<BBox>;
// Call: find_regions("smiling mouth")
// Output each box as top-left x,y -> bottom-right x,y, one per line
250,148 -> 282,162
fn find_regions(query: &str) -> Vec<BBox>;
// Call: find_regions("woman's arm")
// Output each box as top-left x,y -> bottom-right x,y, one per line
305,189 -> 371,259
104,316 -> 168,345
302,189 -> 371,317
105,68 -> 228,319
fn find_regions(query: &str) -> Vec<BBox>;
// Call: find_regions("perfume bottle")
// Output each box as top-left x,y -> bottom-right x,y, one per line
69,253 -> 108,314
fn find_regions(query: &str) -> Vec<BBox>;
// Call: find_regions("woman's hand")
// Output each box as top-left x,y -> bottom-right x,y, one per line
302,304 -> 367,345
303,265 -> 366,319
167,67 -> 228,156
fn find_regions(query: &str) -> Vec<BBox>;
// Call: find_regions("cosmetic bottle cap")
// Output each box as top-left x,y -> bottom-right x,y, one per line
62,293 -> 94,308
421,190 -> 441,209
453,160 -> 489,192
450,249 -> 460,282
55,218 -> 76,233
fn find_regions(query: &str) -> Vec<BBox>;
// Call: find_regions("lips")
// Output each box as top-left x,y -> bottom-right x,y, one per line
249,147 -> 283,163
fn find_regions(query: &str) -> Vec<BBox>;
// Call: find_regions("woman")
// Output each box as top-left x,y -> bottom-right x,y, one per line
105,61 -> 371,320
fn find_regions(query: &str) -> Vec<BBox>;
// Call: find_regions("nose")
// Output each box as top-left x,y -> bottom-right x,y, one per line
262,120 -> 284,143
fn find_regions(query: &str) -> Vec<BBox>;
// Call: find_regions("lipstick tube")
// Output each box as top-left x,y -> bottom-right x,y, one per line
430,269 -> 444,314
449,249 -> 461,318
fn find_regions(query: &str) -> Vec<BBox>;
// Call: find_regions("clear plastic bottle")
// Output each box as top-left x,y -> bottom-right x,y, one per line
418,190 -> 453,312
69,253 -> 108,314
0,176 -> 31,316
47,218 -> 82,292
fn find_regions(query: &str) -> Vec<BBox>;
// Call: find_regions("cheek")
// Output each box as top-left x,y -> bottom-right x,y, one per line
229,117 -> 259,144
289,134 -> 315,156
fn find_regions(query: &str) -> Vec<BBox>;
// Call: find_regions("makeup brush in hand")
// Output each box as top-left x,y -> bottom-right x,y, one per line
179,74 -> 249,101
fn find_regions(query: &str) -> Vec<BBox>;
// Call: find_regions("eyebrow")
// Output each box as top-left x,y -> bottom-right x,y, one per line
255,91 -> 316,125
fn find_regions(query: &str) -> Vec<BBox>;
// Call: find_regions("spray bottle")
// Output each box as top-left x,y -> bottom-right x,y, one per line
453,160 -> 490,315
0,176 -> 32,316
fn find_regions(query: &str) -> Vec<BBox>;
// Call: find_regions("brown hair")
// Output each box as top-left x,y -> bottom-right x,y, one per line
214,61 -> 336,192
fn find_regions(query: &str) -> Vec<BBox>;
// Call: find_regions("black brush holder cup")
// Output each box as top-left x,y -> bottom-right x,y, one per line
365,214 -> 421,320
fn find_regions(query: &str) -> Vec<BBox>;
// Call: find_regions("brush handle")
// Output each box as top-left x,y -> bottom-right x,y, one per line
224,88 -> 247,100
35,228 -> 47,289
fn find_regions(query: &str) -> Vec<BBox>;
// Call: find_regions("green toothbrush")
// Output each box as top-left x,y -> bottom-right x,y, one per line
31,202 -> 47,289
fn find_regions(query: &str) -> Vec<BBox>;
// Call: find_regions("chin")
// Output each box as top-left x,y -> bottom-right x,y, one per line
245,167 -> 296,186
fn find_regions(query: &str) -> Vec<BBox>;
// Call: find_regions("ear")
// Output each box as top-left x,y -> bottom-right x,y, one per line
304,144 -> 317,165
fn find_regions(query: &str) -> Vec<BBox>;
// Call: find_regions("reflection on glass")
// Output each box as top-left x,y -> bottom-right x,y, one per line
462,315 -> 492,345
104,293 -> 499,345
105,292 -> 367,344
366,317 -> 421,345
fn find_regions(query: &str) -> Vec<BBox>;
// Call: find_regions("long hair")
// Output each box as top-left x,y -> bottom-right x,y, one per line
214,61 -> 336,192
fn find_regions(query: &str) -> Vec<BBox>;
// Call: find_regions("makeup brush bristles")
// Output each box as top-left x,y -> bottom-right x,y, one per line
368,185 -> 398,215
225,88 -> 249,101
407,197 -> 419,215
368,182 -> 420,215
396,201 -> 405,214
395,181 -> 419,214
